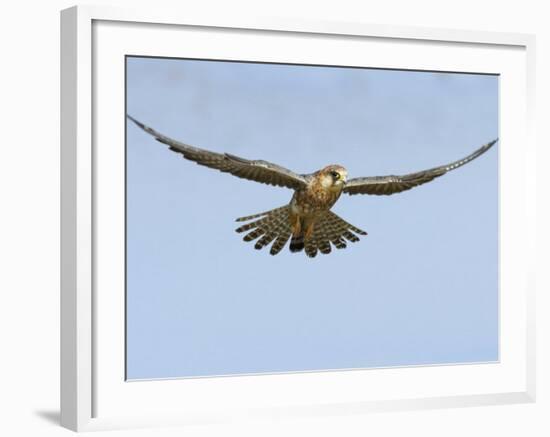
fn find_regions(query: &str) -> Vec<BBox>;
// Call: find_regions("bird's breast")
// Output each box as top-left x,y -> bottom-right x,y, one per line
291,183 -> 342,217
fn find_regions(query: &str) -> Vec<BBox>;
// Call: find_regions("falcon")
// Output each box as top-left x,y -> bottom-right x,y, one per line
127,115 -> 497,258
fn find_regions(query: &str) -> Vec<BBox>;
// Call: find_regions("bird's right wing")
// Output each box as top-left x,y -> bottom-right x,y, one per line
127,115 -> 308,190
343,139 -> 497,196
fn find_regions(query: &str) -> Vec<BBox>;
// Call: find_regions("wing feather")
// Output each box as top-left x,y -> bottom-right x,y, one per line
127,115 -> 307,190
343,139 -> 497,196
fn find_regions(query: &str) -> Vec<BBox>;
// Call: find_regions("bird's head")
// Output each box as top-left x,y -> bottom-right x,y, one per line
318,165 -> 348,191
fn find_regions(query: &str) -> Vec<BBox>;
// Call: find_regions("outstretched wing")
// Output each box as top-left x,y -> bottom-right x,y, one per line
343,139 -> 497,196
127,115 -> 308,190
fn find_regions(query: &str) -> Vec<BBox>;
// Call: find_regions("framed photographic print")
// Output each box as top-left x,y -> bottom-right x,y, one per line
61,5 -> 536,432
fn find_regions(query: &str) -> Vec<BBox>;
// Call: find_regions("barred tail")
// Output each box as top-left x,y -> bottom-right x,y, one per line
235,206 -> 292,255
304,211 -> 367,258
235,207 -> 367,257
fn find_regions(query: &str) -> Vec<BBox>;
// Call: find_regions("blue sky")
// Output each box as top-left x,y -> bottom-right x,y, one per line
126,57 -> 498,380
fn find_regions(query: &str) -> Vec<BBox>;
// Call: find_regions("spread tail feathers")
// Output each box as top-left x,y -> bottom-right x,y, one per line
303,211 -> 367,258
235,206 -> 292,255
235,207 -> 367,257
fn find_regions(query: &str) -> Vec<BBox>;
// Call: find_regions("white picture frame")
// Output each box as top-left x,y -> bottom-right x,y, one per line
60,5 -> 536,432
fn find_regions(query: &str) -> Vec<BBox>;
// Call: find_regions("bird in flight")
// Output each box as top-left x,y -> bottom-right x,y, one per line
127,115 -> 497,258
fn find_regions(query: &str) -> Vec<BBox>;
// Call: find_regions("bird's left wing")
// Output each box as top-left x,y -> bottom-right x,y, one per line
343,139 -> 497,196
127,115 -> 308,190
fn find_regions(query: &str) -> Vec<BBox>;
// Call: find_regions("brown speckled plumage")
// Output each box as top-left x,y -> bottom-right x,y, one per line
128,115 -> 497,257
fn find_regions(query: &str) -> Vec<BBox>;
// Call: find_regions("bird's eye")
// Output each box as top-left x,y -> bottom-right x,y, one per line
331,171 -> 340,179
